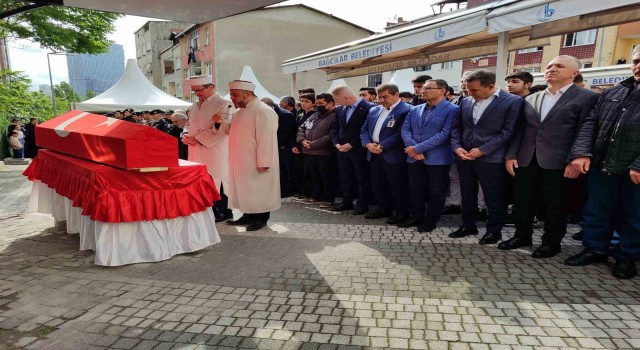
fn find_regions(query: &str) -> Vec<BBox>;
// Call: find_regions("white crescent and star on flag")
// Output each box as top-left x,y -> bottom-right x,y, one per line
53,112 -> 118,137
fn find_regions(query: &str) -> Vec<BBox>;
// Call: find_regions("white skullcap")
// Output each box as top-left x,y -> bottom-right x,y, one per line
187,75 -> 213,86
229,80 -> 256,92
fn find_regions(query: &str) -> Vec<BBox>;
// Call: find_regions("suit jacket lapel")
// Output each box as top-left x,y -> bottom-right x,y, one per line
525,92 -> 544,124
541,85 -> 578,124
424,102 -> 444,126
475,91 -> 503,125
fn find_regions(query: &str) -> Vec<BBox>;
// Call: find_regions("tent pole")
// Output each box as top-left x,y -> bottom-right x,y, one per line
291,72 -> 297,98
496,32 -> 509,87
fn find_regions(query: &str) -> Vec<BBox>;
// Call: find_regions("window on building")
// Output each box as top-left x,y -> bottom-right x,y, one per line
367,74 -> 382,87
441,61 -> 454,70
581,62 -> 593,69
204,27 -> 210,46
414,64 -> 432,72
206,61 -> 212,75
563,29 -> 596,47
190,30 -> 199,50
518,46 -> 544,54
176,83 -> 182,98
185,70 -> 189,79
175,57 -> 181,70
519,67 -> 541,73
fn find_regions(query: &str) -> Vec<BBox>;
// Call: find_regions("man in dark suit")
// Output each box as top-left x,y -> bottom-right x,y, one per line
261,97 -> 296,197
450,70 -> 523,244
401,79 -> 458,232
330,85 -> 375,214
501,55 -> 600,258
360,83 -> 412,223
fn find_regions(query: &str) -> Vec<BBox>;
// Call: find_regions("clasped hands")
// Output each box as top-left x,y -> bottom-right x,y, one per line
455,148 -> 483,161
366,143 -> 383,154
404,146 -> 425,161
335,143 -> 353,152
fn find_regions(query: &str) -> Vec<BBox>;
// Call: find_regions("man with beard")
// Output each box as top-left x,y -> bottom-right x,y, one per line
183,75 -> 234,222
222,80 -> 280,231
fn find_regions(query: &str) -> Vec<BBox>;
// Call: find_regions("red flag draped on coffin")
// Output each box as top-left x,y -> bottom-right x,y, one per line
36,110 -> 178,169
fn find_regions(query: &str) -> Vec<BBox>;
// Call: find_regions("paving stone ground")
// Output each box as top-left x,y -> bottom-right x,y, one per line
1,163 -> 639,349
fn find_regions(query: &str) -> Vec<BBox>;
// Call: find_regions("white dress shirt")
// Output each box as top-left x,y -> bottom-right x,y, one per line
372,100 -> 400,143
540,83 -> 573,121
470,88 -> 500,124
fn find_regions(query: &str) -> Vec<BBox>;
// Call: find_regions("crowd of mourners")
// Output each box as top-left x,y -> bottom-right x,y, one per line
6,51 -> 639,279
270,52 -> 640,280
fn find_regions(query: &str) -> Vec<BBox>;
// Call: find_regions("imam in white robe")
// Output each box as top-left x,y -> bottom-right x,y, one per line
227,99 -> 281,213
186,93 -> 233,191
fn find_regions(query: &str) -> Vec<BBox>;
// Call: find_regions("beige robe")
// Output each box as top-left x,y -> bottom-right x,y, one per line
227,99 -> 281,213
185,93 -> 233,191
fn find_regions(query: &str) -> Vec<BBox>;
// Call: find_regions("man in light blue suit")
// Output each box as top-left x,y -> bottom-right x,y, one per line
401,79 -> 458,232
360,83 -> 412,224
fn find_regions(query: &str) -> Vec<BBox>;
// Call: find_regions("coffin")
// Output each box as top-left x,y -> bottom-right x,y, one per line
36,110 -> 178,169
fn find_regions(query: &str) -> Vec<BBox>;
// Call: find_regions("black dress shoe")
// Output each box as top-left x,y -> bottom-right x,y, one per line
441,205 -> 462,215
397,217 -> 423,228
365,210 -> 392,219
571,230 -> 584,241
479,231 -> 502,245
386,215 -> 407,225
330,202 -> 354,212
497,236 -> 532,250
531,244 -> 561,258
246,220 -> 268,231
565,248 -> 608,266
353,207 -> 369,215
417,222 -> 436,233
613,258 -> 637,279
215,212 -> 234,223
448,226 -> 478,238
227,215 -> 252,225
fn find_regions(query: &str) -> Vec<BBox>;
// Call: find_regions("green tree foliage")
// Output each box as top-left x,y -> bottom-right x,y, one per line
0,69 -> 77,157
84,89 -> 97,100
0,1 -> 122,54
54,81 -> 80,103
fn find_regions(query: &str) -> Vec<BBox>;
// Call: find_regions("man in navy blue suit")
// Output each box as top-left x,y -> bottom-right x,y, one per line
331,85 -> 375,215
401,79 -> 458,232
360,83 -> 412,223
450,70 -> 523,244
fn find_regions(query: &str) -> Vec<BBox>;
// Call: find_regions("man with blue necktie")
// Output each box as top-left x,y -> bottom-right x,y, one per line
400,79 -> 458,232
330,85 -> 375,214
360,83 -> 412,223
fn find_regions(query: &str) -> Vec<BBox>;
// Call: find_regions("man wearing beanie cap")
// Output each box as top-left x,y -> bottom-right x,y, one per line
221,80 -> 280,231
184,74 -> 235,223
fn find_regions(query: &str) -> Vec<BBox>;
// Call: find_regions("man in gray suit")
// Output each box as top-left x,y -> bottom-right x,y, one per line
500,55 -> 600,258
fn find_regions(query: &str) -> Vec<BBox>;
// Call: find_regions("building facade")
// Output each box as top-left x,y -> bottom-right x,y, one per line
135,21 -> 189,87
461,0 -> 640,88
152,5 -> 372,100
67,44 -> 125,98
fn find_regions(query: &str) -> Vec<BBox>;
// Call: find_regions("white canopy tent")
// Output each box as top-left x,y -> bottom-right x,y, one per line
224,66 -> 280,103
75,59 -> 192,112
326,79 -> 348,92
22,0 -> 283,24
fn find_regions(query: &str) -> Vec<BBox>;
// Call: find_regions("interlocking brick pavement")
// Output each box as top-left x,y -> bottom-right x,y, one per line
0,164 -> 639,349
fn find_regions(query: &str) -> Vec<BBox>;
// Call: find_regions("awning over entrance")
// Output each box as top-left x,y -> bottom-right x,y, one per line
486,0 -> 639,34
282,2 -> 494,77
282,0 -> 640,81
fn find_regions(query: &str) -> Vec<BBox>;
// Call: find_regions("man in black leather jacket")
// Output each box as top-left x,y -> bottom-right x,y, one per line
565,47 -> 640,279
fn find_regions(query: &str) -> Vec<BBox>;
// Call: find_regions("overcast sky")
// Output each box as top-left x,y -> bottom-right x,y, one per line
7,0 -> 443,89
